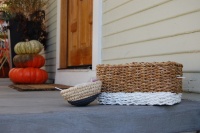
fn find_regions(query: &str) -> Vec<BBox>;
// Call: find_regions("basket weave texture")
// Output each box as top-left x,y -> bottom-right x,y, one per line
96,62 -> 183,93
60,81 -> 102,102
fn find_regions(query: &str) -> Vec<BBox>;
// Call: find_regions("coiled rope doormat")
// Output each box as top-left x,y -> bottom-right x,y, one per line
9,84 -> 71,91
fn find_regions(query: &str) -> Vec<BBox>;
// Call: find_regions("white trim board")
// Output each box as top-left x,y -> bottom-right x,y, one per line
55,0 -> 102,86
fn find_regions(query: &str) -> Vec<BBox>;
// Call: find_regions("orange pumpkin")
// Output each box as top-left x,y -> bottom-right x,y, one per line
9,68 -> 48,84
13,54 -> 45,68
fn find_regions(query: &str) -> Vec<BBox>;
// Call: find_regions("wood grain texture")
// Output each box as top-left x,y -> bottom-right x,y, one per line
67,0 -> 92,66
59,0 -> 68,68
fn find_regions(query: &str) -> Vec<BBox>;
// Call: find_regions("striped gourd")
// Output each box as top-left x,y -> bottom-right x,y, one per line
14,40 -> 44,54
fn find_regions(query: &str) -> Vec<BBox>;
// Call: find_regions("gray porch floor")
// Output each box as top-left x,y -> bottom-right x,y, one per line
0,85 -> 200,133
0,85 -> 73,114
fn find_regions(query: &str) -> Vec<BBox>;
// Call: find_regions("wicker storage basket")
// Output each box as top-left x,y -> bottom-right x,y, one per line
96,62 -> 183,105
60,81 -> 102,106
96,61 -> 183,93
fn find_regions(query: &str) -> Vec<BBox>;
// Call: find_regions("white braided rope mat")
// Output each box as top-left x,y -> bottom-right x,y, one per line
98,92 -> 182,105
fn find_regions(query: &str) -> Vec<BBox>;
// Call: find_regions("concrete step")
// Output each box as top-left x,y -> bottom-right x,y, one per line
0,78 -> 12,86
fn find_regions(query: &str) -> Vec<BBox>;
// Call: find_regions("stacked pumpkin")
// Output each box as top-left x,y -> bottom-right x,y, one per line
9,40 -> 48,84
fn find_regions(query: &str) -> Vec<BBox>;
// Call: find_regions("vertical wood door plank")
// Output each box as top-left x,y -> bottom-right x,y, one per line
68,0 -> 93,66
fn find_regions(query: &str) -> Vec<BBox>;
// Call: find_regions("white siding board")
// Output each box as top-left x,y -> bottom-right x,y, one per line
47,72 -> 56,80
103,0 -> 200,36
46,36 -> 56,46
44,0 -> 57,83
48,0 -> 55,4
45,51 -> 56,59
103,11 -> 200,49
45,58 -> 56,66
183,92 -> 200,101
46,0 -> 57,14
46,72 -> 56,83
46,0 -> 56,10
45,43 -> 56,52
103,0 -> 131,13
46,0 -> 56,22
46,7 -> 56,17
47,21 -> 57,32
45,65 -> 56,73
46,7 -> 57,22
46,15 -> 57,29
102,53 -> 200,72
102,32 -> 200,60
183,73 -> 200,93
103,0 -> 172,25
47,29 -> 57,39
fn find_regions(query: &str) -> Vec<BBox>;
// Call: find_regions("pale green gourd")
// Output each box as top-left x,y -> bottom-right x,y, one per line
14,40 -> 44,54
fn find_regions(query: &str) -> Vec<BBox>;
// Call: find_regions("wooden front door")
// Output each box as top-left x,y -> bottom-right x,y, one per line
67,0 -> 93,67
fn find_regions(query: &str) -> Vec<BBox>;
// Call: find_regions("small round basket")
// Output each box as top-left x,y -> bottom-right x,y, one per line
60,81 -> 102,106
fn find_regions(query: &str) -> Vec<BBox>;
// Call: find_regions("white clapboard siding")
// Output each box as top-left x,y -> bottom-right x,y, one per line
47,29 -> 57,39
46,1 -> 57,21
44,0 -> 57,83
103,0 -> 172,25
103,0 -> 131,13
45,58 -> 56,66
45,43 -> 56,53
103,11 -> 200,49
102,0 -> 200,93
102,32 -> 200,61
47,21 -> 56,33
103,0 -> 200,36
48,72 -> 56,81
102,53 -> 200,72
183,73 -> 200,93
45,65 -> 56,73
45,51 -> 56,60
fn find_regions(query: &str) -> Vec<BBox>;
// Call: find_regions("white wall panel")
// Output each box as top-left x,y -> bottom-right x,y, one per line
103,0 -> 200,36
44,0 -> 57,83
47,21 -> 56,33
103,0 -> 171,24
102,32 -> 200,61
47,29 -> 57,39
103,0 -> 131,13
46,36 -> 56,46
45,43 -> 56,53
45,51 -> 56,60
102,53 -> 200,72
45,58 -> 56,66
103,11 -> 200,49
